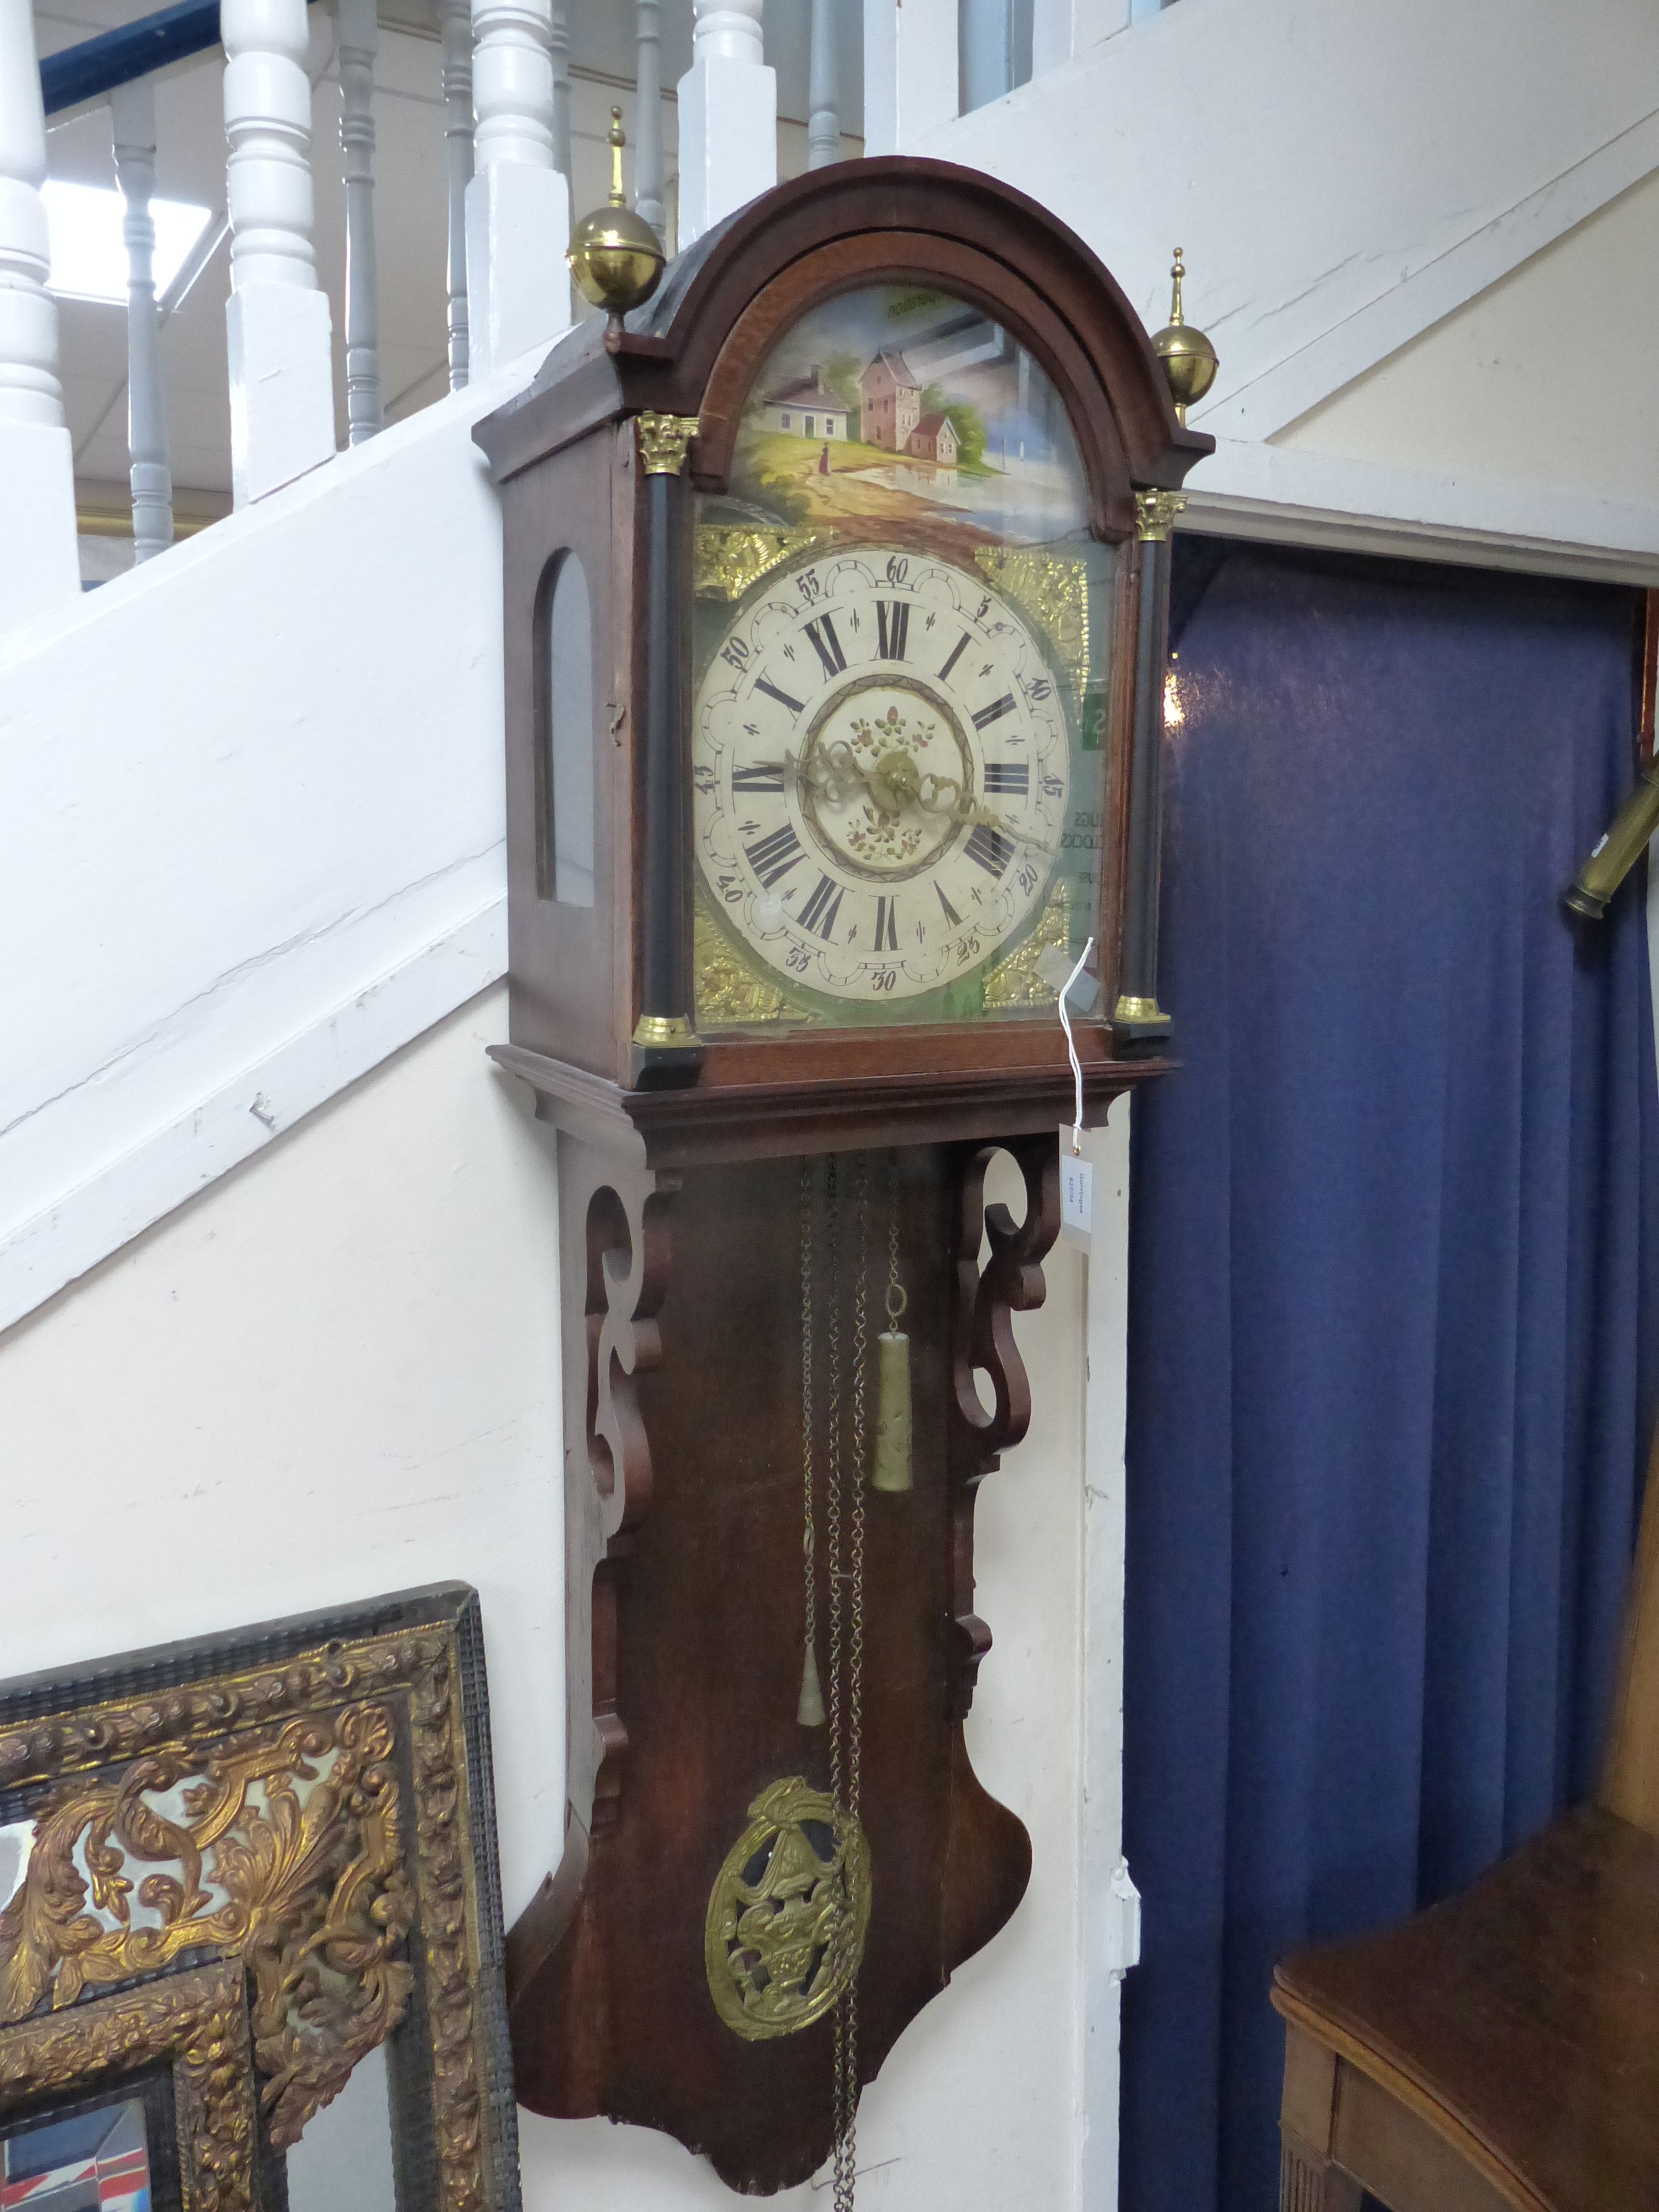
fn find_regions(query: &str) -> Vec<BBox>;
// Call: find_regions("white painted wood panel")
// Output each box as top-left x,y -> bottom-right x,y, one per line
0,367 -> 525,1335
925,0 -> 1659,447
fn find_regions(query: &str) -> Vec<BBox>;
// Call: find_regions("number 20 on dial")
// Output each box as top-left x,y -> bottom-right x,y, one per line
693,549 -> 1069,1006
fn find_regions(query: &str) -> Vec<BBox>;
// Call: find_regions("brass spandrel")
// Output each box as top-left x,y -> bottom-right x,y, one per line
695,524 -> 828,603
694,906 -> 797,1026
983,884 -> 1073,1011
973,547 -> 1091,716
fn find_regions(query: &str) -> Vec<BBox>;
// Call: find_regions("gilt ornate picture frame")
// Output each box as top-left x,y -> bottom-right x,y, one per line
0,1584 -> 520,2211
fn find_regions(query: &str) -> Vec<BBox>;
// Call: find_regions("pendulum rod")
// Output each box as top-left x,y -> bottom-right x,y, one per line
799,1158 -> 826,1728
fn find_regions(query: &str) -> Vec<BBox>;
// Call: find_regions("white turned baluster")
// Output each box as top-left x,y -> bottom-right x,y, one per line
807,0 -> 839,168
466,0 -> 570,377
960,0 -> 1011,115
676,0 -> 775,247
222,0 -> 335,503
0,0 -> 80,629
111,79 -> 174,561
440,0 -> 473,387
549,0 -> 570,182
634,0 -> 665,241
863,0 -> 958,153
337,0 -> 383,441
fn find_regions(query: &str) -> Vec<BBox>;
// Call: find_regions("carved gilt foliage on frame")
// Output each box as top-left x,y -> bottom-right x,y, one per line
0,1963 -> 259,2212
0,1703 -> 414,2147
0,1615 -> 505,2212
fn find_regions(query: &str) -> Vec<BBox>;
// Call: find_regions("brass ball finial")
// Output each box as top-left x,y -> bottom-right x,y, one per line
1151,246 -> 1219,425
567,106 -> 665,326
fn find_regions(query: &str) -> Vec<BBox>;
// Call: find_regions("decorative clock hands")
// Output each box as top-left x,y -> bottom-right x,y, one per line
775,744 -> 1053,857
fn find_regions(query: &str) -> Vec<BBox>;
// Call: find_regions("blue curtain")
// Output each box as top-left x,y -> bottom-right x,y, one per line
1119,541 -> 1659,2212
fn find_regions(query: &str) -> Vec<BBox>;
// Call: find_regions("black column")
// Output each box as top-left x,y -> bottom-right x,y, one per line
632,427 -> 702,1089
1112,510 -> 1176,1056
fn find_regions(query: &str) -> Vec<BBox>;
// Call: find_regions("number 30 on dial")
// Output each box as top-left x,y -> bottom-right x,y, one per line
693,548 -> 1068,1005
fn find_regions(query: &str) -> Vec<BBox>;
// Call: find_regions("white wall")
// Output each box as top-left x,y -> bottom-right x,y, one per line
0,982 -> 1121,2212
925,0 -> 1659,580
1277,169 -> 1659,504
0,367 -> 514,1339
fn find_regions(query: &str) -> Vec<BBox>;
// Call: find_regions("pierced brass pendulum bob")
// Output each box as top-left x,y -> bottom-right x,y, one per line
567,107 -> 666,328
1149,247 -> 1219,425
872,1166 -> 913,1495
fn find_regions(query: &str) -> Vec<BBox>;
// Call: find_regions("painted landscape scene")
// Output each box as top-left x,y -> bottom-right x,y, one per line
724,285 -> 1092,564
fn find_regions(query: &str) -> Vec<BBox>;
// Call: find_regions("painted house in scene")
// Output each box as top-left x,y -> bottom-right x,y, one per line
908,412 -> 959,465
859,349 -> 922,450
759,369 -> 851,440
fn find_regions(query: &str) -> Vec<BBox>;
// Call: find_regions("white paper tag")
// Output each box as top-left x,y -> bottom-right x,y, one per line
1060,1147 -> 1093,1254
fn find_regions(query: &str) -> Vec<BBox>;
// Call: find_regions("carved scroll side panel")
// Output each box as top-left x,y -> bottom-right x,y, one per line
940,1132 -> 1060,1979
506,1129 -> 674,2116
947,1133 -> 1060,1713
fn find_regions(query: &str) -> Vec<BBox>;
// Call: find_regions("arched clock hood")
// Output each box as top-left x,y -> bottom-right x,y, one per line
473,155 -> 1213,531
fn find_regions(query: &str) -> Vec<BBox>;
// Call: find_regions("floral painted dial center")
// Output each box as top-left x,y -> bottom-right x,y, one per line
694,547 -> 1070,1005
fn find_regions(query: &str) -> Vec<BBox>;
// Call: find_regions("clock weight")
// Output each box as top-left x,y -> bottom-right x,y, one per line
873,1161 -> 913,1495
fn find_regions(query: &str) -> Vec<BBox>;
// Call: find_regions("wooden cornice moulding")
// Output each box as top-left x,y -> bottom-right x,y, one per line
489,1040 -> 1167,1167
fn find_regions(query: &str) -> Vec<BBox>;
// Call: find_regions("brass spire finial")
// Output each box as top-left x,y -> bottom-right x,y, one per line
1150,244 -> 1218,426
606,105 -> 627,205
567,106 -> 665,330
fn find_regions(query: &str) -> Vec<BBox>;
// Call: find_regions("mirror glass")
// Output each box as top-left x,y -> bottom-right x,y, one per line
284,2040 -> 397,2212
544,550 -> 596,908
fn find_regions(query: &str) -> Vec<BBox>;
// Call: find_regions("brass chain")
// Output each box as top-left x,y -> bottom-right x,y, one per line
803,1153 -> 869,2212
886,1154 -> 906,1328
800,1158 -> 817,1672
825,1154 -> 844,1849
831,1155 -> 870,2212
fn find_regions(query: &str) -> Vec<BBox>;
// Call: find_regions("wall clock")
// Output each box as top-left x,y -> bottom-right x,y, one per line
474,155 -> 1211,2197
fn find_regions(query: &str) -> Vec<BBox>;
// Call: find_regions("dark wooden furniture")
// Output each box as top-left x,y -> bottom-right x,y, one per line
1273,1432 -> 1659,2212
474,158 -> 1211,2191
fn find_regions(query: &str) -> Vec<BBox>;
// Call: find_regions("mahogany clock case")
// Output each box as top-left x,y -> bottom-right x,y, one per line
474,160 -> 1206,2195
502,1129 -> 1064,2193
474,157 -> 1212,1166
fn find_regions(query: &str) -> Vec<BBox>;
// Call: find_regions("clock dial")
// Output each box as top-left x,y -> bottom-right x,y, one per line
693,550 -> 1068,1005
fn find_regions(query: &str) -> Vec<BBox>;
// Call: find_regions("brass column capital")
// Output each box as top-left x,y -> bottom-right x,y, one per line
1134,488 -> 1187,542
638,413 -> 699,475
